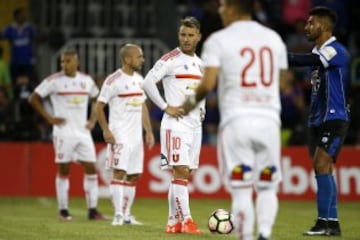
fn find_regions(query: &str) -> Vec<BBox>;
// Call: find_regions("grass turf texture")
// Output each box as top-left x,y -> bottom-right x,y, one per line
0,197 -> 359,240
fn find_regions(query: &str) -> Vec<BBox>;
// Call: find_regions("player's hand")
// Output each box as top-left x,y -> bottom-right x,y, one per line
103,129 -> 115,144
47,116 -> 66,126
164,106 -> 185,119
85,120 -> 96,130
145,131 -> 155,149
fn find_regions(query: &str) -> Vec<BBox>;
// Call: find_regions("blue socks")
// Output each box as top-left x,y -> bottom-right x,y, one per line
329,175 -> 338,219
316,174 -> 333,219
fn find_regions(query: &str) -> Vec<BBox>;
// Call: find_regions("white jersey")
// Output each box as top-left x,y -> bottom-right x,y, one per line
144,48 -> 205,132
97,69 -> 146,142
35,71 -> 99,137
202,21 -> 288,126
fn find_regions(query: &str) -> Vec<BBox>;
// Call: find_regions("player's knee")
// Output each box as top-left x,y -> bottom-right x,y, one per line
57,163 -> 70,176
126,174 -> 141,183
229,164 -> 253,187
173,165 -> 191,179
81,162 -> 97,174
113,169 -> 126,180
255,165 -> 280,190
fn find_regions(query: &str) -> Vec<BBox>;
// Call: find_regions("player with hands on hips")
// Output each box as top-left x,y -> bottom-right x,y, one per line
29,49 -> 105,221
143,16 -> 205,234
96,43 -> 154,226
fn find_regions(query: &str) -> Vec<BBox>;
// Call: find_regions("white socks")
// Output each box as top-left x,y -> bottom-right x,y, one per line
56,175 -> 69,210
231,187 -> 255,240
168,179 -> 191,224
256,189 -> 278,238
83,174 -> 99,209
123,182 -> 136,217
110,180 -> 125,216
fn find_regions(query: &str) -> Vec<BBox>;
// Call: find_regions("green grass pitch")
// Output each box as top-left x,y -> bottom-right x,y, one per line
0,197 -> 359,240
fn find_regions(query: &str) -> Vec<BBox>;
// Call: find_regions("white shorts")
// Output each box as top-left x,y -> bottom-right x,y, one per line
160,128 -> 202,170
218,117 -> 282,189
53,135 -> 96,163
105,140 -> 144,175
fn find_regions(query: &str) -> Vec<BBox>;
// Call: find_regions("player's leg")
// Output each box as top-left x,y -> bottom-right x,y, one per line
160,129 -> 181,233
254,119 -> 281,240
304,120 -> 348,236
77,136 -> 104,220
218,119 -> 255,240
122,142 -> 144,225
181,129 -> 203,234
107,142 -> 130,226
54,136 -> 73,221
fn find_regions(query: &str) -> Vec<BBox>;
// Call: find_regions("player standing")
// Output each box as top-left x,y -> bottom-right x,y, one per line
143,17 -> 205,234
288,6 -> 350,236
29,49 -> 104,221
182,1 -> 288,239
96,44 -> 154,226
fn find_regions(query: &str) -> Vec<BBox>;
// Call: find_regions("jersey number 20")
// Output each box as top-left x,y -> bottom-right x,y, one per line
240,47 -> 273,87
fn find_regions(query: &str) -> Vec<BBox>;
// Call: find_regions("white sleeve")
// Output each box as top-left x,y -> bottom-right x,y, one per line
143,60 -> 169,110
89,77 -> 100,98
201,36 -> 222,67
279,40 -> 288,70
35,78 -> 55,98
97,78 -> 117,104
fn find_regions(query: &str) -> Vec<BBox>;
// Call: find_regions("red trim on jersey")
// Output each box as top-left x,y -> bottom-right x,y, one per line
171,179 -> 188,186
106,71 -> 122,86
175,74 -> 202,80
46,72 -> 64,82
118,92 -> 143,97
161,48 -> 181,61
57,91 -> 89,96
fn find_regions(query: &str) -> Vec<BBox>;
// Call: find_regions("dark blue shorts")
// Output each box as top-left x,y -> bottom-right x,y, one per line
308,120 -> 349,162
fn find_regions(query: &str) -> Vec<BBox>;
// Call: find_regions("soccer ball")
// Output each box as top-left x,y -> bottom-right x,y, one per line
208,209 -> 234,234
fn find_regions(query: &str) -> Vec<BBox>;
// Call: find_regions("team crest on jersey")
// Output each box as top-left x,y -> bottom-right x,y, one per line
259,166 -> 277,181
231,164 -> 252,181
311,69 -> 321,92
172,154 -> 180,162
57,153 -> 64,159
184,64 -> 188,70
80,82 -> 86,89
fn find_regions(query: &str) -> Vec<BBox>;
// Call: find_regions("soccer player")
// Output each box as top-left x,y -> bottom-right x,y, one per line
29,50 -> 104,221
143,17 -> 205,234
96,44 -> 154,226
182,1 -> 288,239
288,6 -> 350,236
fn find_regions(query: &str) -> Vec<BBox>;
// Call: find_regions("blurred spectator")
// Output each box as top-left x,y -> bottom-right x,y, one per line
0,87 -> 14,140
282,0 -> 311,32
0,46 -> 12,99
280,69 -> 306,145
12,74 -> 39,140
198,0 -> 222,53
1,7 -> 37,83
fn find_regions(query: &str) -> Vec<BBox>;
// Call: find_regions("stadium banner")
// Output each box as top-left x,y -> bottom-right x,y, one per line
0,143 -> 359,201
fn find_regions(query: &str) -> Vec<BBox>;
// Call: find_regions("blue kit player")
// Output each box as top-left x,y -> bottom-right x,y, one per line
288,6 -> 351,237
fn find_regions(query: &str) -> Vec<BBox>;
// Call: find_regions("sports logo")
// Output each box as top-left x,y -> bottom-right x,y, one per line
231,164 -> 252,181
259,166 -> 277,181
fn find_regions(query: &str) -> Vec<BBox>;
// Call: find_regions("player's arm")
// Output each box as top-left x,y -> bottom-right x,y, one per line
95,101 -> 115,144
287,53 -> 323,67
183,67 -> 218,114
86,98 -> 97,130
28,92 -> 65,125
142,102 -> 155,149
143,61 -> 184,118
